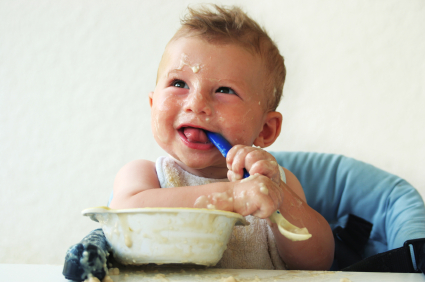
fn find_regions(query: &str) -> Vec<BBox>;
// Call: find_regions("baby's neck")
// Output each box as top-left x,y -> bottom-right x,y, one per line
171,156 -> 228,179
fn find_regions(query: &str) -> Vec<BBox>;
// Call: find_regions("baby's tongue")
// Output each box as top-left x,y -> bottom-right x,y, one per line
183,127 -> 209,143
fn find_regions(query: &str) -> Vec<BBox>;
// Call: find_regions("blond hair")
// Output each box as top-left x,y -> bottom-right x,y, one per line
171,4 -> 286,112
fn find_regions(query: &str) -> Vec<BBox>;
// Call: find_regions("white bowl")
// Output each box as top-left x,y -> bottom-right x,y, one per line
82,206 -> 246,266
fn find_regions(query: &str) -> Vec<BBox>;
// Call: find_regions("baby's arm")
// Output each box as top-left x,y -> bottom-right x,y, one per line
109,159 -> 231,209
226,146 -> 335,270
109,159 -> 282,216
274,169 -> 334,270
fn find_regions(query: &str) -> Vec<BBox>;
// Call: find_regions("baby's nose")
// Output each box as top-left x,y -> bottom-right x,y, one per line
184,91 -> 212,115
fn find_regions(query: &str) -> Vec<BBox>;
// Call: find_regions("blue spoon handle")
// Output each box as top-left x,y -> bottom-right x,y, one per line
205,131 -> 250,178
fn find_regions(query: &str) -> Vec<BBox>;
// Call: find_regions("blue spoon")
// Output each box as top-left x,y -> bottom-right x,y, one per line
205,131 -> 312,241
205,131 -> 250,178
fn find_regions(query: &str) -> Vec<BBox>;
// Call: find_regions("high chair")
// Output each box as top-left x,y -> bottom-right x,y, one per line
271,151 -> 425,271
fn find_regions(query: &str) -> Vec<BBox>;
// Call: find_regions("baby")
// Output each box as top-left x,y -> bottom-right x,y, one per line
110,4 -> 334,270
63,4 -> 334,281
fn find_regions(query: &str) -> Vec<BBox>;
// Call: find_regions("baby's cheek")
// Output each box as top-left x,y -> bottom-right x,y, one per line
151,99 -> 176,144
151,113 -> 171,144
155,95 -> 175,112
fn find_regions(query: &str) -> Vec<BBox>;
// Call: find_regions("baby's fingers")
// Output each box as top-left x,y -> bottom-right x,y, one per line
226,145 -> 253,180
249,160 -> 281,185
233,190 -> 276,218
227,146 -> 279,182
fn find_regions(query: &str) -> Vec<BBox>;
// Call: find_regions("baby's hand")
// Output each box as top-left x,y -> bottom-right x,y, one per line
232,173 -> 283,218
193,176 -> 282,218
226,145 -> 283,218
226,145 -> 281,185
194,145 -> 283,218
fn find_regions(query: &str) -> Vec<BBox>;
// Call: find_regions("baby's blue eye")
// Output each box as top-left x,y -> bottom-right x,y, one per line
173,80 -> 189,89
216,87 -> 236,95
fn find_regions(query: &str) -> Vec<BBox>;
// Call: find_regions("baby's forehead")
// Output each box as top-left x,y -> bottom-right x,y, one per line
159,37 -> 264,77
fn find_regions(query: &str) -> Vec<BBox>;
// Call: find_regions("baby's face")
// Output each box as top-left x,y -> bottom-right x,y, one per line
150,37 -> 268,175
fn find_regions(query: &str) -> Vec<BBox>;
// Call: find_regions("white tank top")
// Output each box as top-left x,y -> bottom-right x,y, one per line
156,156 -> 287,270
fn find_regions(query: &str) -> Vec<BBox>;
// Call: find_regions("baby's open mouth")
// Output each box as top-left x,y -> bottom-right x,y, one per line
181,127 -> 211,144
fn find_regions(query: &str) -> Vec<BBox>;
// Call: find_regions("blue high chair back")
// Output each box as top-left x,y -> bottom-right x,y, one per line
270,151 -> 425,262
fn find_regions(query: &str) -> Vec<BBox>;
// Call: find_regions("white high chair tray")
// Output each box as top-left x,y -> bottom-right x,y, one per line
2,264 -> 424,282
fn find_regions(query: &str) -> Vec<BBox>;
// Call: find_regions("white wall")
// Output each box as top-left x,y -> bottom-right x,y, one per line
1,0 -> 424,265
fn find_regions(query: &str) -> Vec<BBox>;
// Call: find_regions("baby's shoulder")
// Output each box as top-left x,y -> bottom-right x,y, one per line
111,159 -> 161,208
120,159 -> 156,172
115,159 -> 158,185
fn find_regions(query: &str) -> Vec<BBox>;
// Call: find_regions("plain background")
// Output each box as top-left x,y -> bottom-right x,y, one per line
1,0 -> 424,265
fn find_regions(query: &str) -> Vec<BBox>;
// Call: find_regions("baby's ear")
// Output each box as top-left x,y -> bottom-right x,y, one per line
253,112 -> 282,148
149,92 -> 154,108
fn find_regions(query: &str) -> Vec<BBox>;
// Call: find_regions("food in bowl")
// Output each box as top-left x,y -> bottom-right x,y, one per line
82,206 -> 247,266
